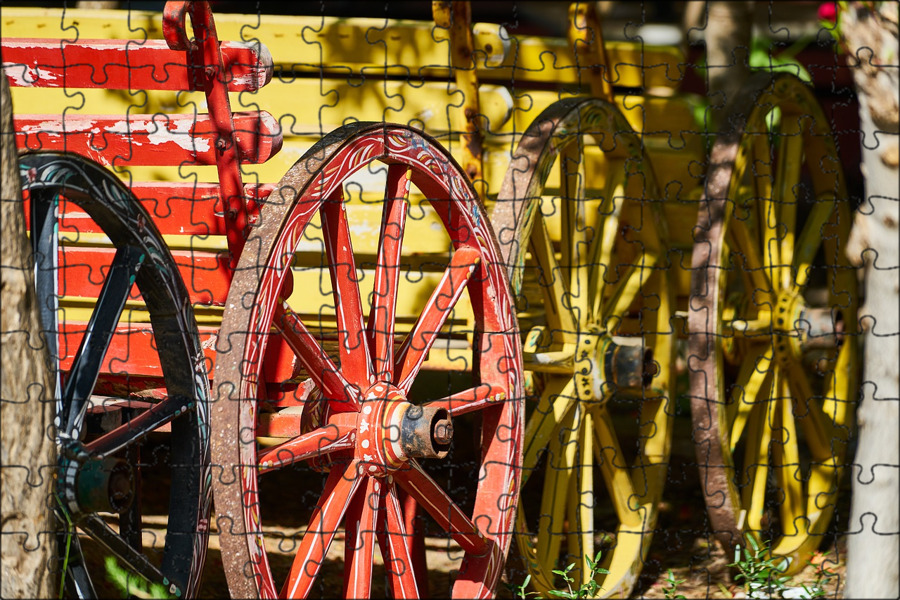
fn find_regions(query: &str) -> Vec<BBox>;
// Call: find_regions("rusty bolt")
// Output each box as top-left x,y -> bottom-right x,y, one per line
205,66 -> 216,79
216,138 -> 227,151
433,419 -> 453,445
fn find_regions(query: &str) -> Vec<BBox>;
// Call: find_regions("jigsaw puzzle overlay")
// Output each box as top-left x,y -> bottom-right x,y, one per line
1,1 -> 896,599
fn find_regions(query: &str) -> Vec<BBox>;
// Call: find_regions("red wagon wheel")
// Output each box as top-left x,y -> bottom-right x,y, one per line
212,123 -> 524,598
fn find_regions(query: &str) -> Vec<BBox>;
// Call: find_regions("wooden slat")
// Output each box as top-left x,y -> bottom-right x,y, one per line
55,246 -> 230,306
2,38 -> 272,91
14,111 -> 282,166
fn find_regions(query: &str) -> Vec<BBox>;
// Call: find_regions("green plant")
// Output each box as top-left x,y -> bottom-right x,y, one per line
799,557 -> 839,599
663,568 -> 687,599
548,551 -> 610,599
728,536 -> 791,598
104,557 -> 175,599
507,573 -> 542,599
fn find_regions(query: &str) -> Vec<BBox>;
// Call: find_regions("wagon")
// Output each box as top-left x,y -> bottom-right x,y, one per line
2,1 -> 857,598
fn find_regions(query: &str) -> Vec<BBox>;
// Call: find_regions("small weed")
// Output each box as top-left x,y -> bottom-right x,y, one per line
799,556 -> 839,599
548,551 -> 610,599
507,573 -> 541,599
728,536 -> 791,598
662,569 -> 687,599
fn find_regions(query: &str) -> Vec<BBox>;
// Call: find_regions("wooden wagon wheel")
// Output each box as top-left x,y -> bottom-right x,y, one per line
689,72 -> 858,571
211,122 -> 524,599
492,97 -> 675,598
21,152 -> 211,599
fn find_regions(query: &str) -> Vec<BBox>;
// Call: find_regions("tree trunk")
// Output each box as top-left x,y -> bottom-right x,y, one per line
1,73 -> 57,598
842,3 -> 900,599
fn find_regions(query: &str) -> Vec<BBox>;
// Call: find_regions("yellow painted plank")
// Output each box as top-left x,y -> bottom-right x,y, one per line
2,8 -> 683,88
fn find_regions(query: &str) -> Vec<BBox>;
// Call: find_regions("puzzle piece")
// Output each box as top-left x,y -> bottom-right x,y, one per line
2,1 -> 894,599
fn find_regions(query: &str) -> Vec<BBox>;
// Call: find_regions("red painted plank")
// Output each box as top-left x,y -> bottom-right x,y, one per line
55,246 -> 231,306
14,111 -> 282,166
56,323 -> 298,382
2,38 -> 272,92
23,184 -> 273,236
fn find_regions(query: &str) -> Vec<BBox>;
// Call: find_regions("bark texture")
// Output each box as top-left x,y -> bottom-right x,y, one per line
1,73 -> 57,598
842,3 -> 900,599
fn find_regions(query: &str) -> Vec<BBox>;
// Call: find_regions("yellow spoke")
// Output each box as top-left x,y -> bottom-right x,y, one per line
741,371 -> 777,530
592,406 -> 640,526
792,198 -> 835,289
531,214 -> 577,341
588,165 -> 625,319
728,217 -> 774,304
775,134 -> 804,288
567,409 -> 595,586
522,376 -> 578,481
728,345 -> 774,453
537,405 -> 580,569
774,382 -> 804,535
785,361 -> 836,464
598,252 -> 659,324
560,141 -> 591,320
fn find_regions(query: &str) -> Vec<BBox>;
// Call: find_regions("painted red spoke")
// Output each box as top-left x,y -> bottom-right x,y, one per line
281,461 -> 363,599
257,425 -> 355,474
380,483 -> 421,598
321,187 -> 373,387
275,302 -> 359,412
425,384 -> 507,417
395,460 -> 489,556
344,476 -> 381,598
367,164 -> 411,382
394,246 -> 481,392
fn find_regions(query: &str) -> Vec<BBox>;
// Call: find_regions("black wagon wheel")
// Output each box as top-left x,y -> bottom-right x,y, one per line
21,152 -> 210,598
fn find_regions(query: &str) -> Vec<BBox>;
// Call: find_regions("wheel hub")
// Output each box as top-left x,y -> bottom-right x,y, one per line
60,446 -> 135,515
574,327 -> 657,402
356,383 -> 452,476
773,292 -> 843,366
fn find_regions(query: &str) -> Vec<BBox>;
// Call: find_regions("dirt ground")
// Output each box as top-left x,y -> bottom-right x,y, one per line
192,406 -> 850,599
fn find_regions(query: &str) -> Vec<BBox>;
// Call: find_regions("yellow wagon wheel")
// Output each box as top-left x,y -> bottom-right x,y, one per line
493,97 -> 675,598
689,72 -> 858,572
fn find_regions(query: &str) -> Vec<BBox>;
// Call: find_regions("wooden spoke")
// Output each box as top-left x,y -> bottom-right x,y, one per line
521,377 -> 578,479
257,425 -> 355,473
536,405 -> 578,568
592,406 -> 640,526
598,252 -> 658,323
741,372 -> 777,531
80,515 -> 174,592
321,188 -> 373,387
393,246 -> 481,392
85,394 -> 193,457
567,409 -> 595,586
792,199 -> 835,289
785,361 -> 836,464
588,165 -> 625,319
728,217 -> 773,304
281,462 -> 363,599
774,385 -> 804,535
382,483 -> 421,598
727,345 -> 774,452
395,460 -> 490,556
343,476 -> 380,598
367,164 -> 411,382
530,214 -> 577,341
62,245 -> 143,435
424,384 -> 507,417
560,140 -> 591,319
775,134 -> 804,289
275,303 -> 358,411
